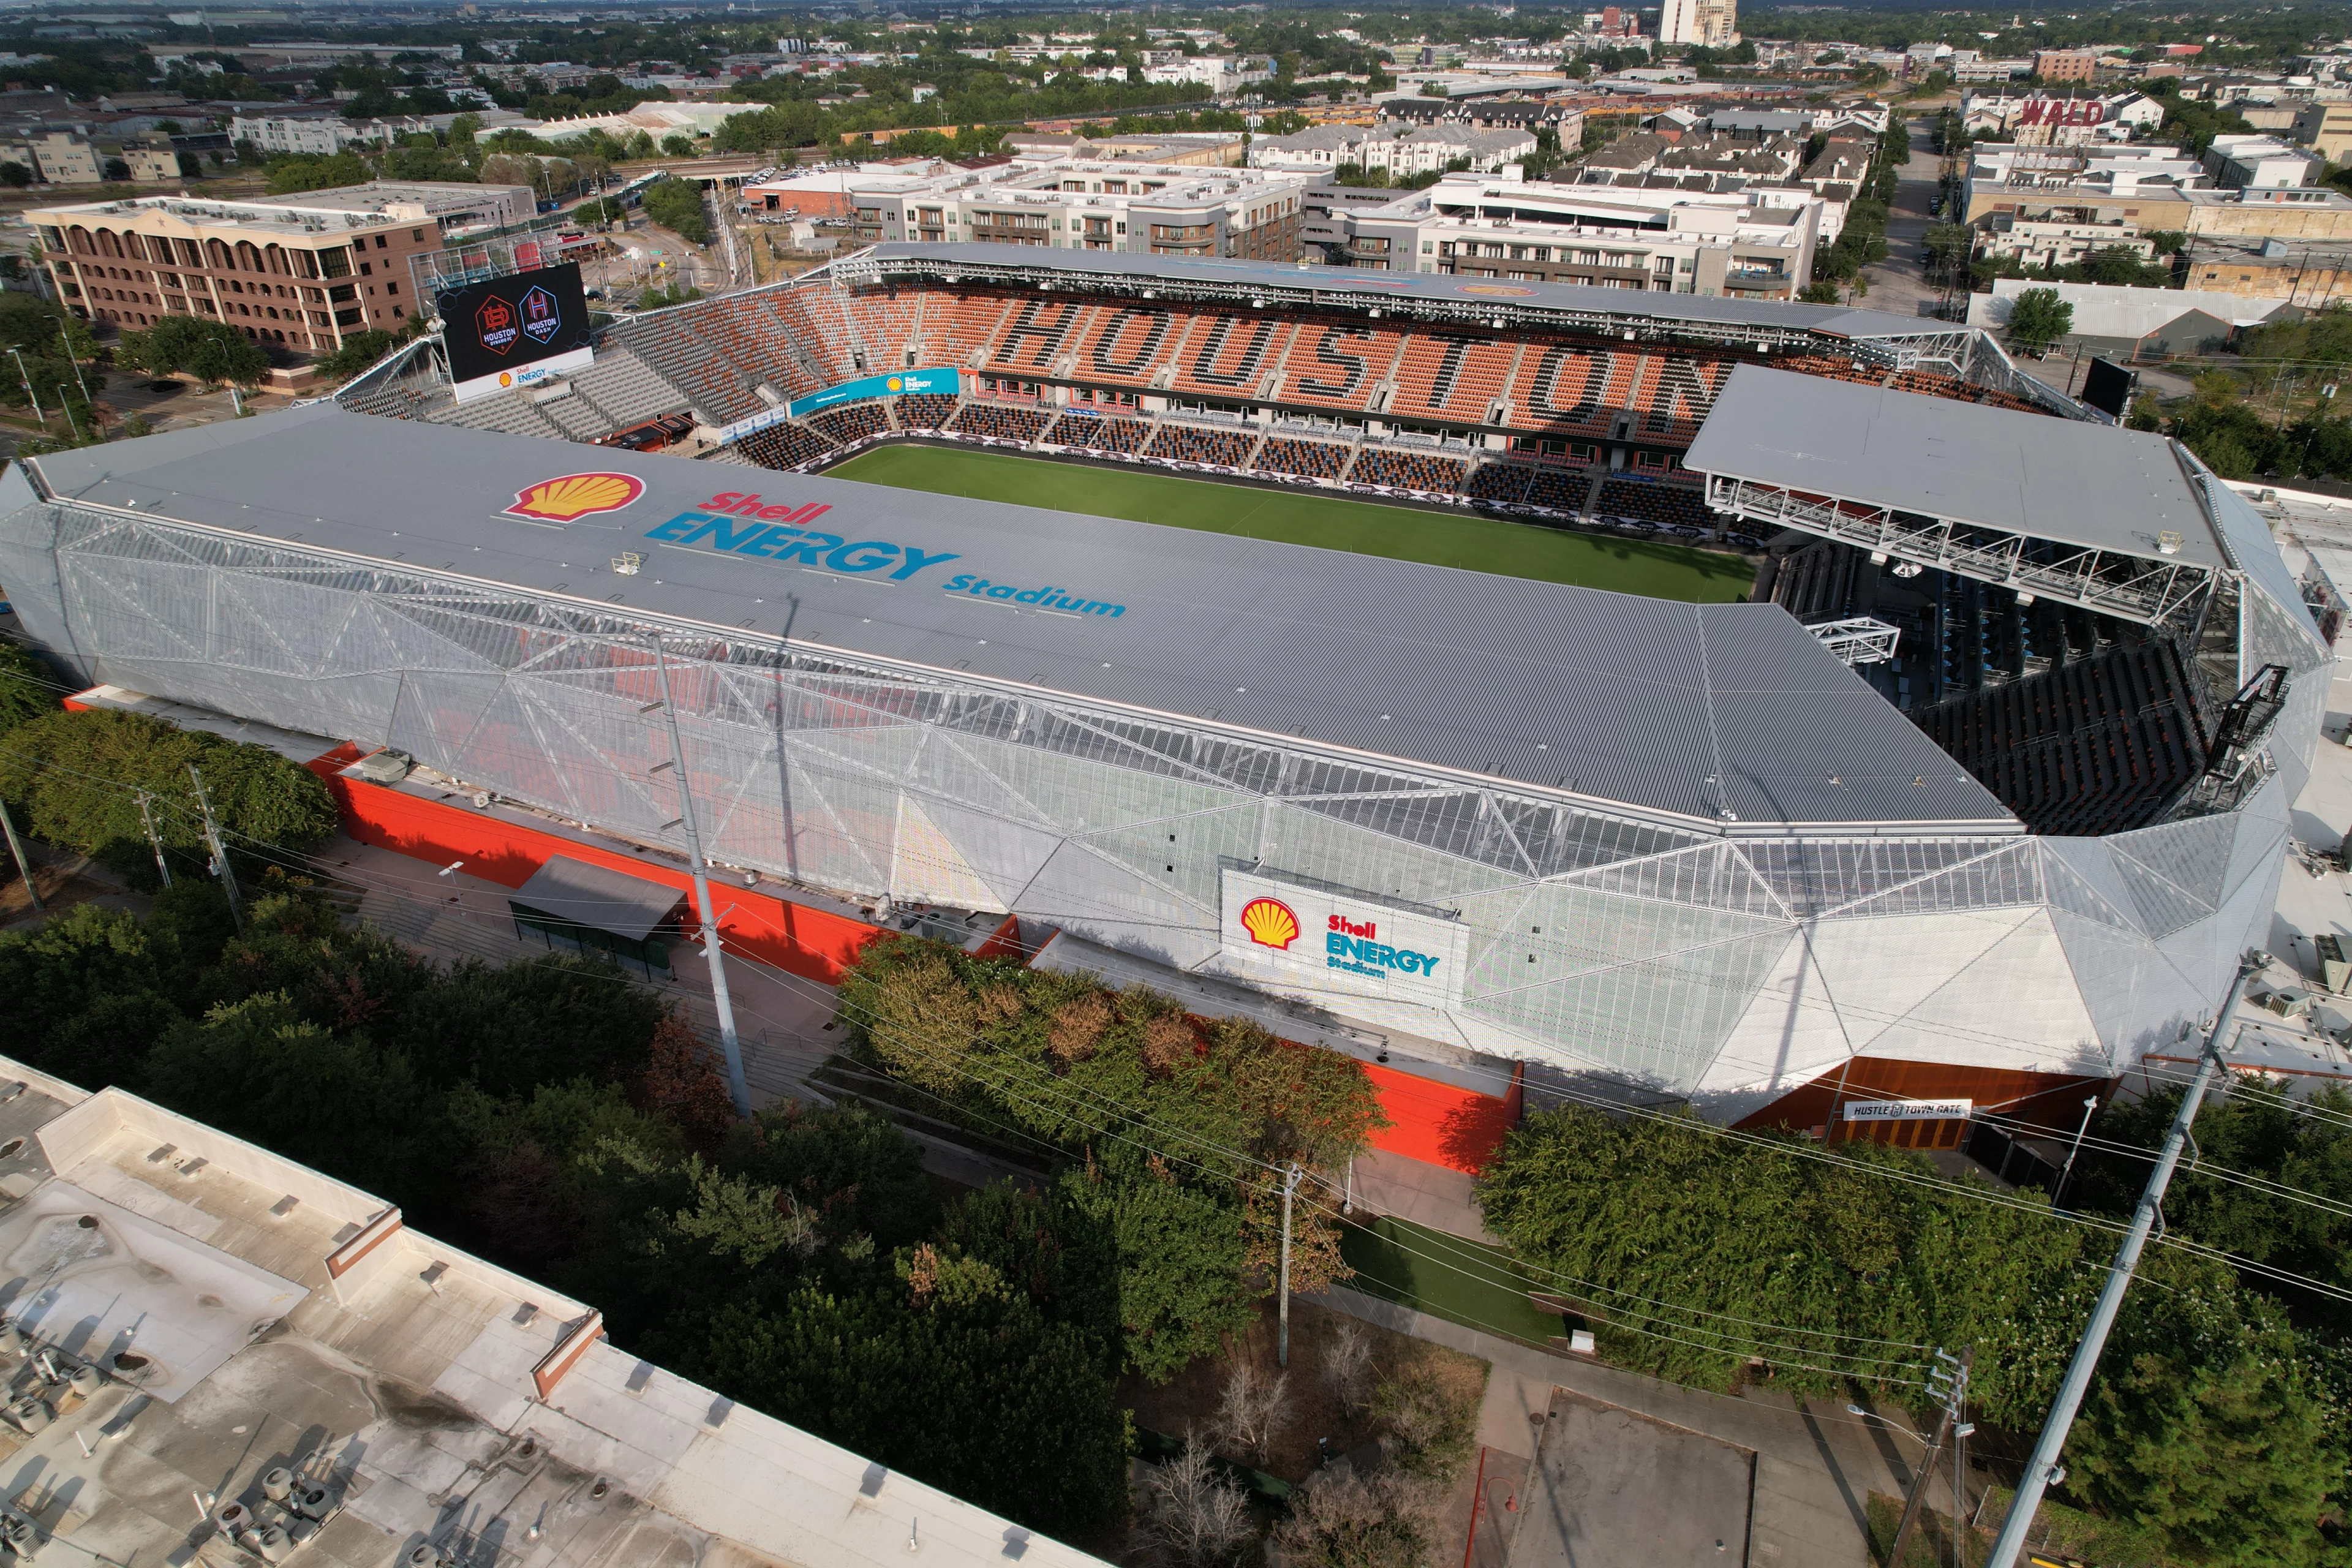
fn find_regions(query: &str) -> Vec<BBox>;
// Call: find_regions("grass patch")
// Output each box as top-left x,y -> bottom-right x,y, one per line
1338,1212 -> 1565,1348
828,443 -> 1752,603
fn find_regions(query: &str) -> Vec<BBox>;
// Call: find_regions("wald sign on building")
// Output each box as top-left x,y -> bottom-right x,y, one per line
439,262 -> 596,403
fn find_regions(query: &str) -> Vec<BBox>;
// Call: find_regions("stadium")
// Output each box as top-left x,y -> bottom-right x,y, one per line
0,241 -> 2326,1145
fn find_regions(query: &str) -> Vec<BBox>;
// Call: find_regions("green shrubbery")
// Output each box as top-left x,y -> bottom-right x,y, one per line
640,175 -> 709,244
837,934 -> 1389,1381
1476,1103 -> 2352,1567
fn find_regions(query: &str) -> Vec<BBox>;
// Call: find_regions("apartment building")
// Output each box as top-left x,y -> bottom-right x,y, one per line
31,183 -> 527,352
1331,172 -> 1821,300
2292,99 -> 2352,162
2202,134 -> 2323,190
2034,50 -> 2100,83
229,111 -> 398,156
1248,122 -> 1534,179
846,160 -> 1312,260
1977,214 -> 2153,268
8,130 -> 104,185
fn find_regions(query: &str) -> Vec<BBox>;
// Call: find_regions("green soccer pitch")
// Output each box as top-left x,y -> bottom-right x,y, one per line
826,444 -> 1754,603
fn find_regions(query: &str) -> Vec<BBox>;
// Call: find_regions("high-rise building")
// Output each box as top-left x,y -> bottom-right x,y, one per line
1659,0 -> 1738,48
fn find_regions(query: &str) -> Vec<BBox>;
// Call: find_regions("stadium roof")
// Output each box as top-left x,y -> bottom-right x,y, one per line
1685,364 -> 2226,569
838,240 -> 1961,342
20,407 -> 2014,832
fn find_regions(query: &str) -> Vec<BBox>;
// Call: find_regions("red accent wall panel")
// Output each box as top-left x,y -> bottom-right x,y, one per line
316,769 -> 883,983
1735,1055 -> 2111,1150
1361,1059 -> 1521,1175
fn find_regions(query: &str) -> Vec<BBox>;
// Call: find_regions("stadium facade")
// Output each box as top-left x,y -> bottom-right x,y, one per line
0,247 -> 2326,1135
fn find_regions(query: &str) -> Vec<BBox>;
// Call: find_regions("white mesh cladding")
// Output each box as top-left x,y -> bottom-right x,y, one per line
1851,908 -> 2106,1074
1553,840 -> 1788,919
1077,801 -> 1262,914
1800,905 -> 2045,1054
1807,839 -> 2043,921
783,753 -> 897,895
2218,774 -> 2293,908
1261,800 -> 1526,910
2155,835 -> 2285,999
1458,927 -> 1798,1087
2108,812 -> 2238,937
1694,936 -> 1857,1099
2040,837 -> 2146,932
1018,839 -> 1223,970
911,795 -> 1066,911
1735,838 -> 2020,918
892,796 -> 1005,911
2049,905 -> 2196,1062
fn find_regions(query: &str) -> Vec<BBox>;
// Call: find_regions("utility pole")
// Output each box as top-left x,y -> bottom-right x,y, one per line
1984,954 -> 2258,1568
7,349 -> 43,425
0,796 -> 42,916
649,635 -> 752,1118
187,763 -> 241,932
1887,1346 -> 1973,1568
1277,1161 -> 1302,1369
137,791 -> 172,888
58,319 -> 91,409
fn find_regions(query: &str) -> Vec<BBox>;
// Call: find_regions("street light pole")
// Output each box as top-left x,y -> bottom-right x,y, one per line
2054,1095 -> 2100,1208
56,387 -> 81,444
58,319 -> 91,407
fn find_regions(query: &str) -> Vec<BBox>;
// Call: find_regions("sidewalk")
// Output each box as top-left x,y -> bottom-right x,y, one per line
1307,1284 -> 1948,1568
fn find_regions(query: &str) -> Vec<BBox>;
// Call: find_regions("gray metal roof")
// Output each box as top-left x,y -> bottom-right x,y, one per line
17,405 -> 2015,831
839,241 -> 1956,343
1684,364 -> 2225,568
511,855 -> 685,941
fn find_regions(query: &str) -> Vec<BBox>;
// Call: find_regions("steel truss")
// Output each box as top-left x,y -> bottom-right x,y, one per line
1705,475 -> 2218,627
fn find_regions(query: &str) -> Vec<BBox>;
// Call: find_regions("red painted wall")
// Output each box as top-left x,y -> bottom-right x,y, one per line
1735,1055 -> 2110,1149
1360,1059 -> 1522,1175
311,760 -> 883,984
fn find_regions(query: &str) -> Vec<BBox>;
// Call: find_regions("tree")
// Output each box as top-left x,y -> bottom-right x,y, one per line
0,162 -> 28,189
661,134 -> 698,158
2004,286 -> 2073,353
0,639 -> 59,734
1322,1317 -> 1374,1417
0,708 -> 338,887
639,175 -> 709,243
1134,1441 -> 1251,1568
1208,1359 -> 1289,1466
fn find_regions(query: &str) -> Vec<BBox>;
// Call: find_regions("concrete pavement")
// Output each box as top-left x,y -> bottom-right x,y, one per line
1308,1284 -> 1948,1568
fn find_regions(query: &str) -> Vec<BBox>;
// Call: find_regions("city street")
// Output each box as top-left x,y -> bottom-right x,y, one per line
1860,115 -> 1947,319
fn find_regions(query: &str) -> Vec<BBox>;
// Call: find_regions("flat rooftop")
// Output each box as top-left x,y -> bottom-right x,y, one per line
1684,363 -> 2225,568
15,405 -> 2014,831
0,1061 -> 1098,1568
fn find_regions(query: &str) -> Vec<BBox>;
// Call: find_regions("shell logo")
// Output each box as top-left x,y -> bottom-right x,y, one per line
886,375 -> 904,392
1238,896 -> 1302,951
499,372 -> 514,388
505,471 -> 647,522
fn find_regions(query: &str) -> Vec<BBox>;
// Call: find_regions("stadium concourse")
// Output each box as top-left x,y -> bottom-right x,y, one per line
2,247 -> 2324,1155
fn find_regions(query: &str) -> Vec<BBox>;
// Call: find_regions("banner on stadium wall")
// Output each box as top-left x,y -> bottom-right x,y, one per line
1219,868 -> 1469,1012
1842,1098 -> 1973,1123
708,367 -> 962,445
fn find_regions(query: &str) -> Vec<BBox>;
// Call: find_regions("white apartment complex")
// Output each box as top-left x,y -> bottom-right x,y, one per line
846,158 -> 1313,260
1327,172 -> 1821,300
1248,123 -> 1536,179
230,112 -> 398,157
